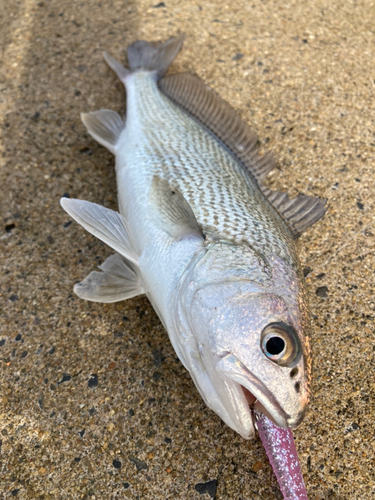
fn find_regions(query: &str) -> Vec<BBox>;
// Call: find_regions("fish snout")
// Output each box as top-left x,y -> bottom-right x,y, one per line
286,407 -> 306,429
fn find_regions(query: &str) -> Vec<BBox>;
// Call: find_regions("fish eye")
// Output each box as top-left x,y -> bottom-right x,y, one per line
261,322 -> 301,367
265,336 -> 285,356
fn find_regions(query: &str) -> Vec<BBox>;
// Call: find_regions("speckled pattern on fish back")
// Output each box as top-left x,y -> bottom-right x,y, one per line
125,72 -> 298,265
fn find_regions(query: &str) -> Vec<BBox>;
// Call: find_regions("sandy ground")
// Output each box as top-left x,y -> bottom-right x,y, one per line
1,0 -> 374,499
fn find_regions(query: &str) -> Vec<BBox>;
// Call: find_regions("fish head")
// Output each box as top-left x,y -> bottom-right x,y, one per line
177,245 -> 311,439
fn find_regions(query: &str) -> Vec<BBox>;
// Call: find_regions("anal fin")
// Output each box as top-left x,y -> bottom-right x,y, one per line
74,254 -> 143,303
81,110 -> 125,154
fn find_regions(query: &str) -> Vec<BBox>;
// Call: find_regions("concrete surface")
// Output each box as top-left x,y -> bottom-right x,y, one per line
1,0 -> 374,498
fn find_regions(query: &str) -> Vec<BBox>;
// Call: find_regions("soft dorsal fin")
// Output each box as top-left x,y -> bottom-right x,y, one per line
60,198 -> 138,264
262,189 -> 328,238
149,175 -> 204,241
74,253 -> 143,303
159,73 -> 327,236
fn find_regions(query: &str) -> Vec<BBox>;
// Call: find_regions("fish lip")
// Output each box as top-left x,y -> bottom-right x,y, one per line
217,354 -> 290,430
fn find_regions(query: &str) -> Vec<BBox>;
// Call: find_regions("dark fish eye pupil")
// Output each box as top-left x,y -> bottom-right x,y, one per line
266,336 -> 285,356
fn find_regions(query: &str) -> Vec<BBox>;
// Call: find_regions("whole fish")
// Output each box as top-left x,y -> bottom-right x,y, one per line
61,35 -> 326,498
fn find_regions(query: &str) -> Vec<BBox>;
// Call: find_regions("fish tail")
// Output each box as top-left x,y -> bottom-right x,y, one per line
127,33 -> 185,76
104,34 -> 185,82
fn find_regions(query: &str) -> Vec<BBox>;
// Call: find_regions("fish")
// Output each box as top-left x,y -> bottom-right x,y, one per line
61,34 -> 327,497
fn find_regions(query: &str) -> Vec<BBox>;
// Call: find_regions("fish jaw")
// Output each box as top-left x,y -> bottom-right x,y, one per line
193,337 -> 308,439
216,353 -> 304,430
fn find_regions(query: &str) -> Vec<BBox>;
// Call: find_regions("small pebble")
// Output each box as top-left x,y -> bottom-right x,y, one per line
88,374 -> 98,388
316,286 -> 328,298
58,373 -> 71,384
38,393 -> 44,409
79,147 -> 93,155
303,266 -> 312,277
128,455 -> 148,471
195,479 -> 218,498
152,349 -> 162,367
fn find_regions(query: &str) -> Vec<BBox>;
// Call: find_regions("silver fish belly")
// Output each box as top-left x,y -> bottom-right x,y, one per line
61,34 -> 327,441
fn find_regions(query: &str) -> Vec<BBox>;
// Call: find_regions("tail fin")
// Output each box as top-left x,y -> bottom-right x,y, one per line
104,33 -> 185,81
127,33 -> 185,76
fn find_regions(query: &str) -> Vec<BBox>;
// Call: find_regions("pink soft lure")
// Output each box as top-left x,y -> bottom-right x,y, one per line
256,411 -> 308,500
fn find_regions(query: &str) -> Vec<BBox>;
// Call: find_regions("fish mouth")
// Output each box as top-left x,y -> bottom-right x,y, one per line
217,354 -> 291,432
242,386 -> 287,428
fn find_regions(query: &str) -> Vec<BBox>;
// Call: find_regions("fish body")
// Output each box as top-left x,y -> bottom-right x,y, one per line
61,35 -> 326,441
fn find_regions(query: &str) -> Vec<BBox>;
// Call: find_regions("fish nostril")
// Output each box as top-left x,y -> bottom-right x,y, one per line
294,382 -> 300,393
290,367 -> 299,378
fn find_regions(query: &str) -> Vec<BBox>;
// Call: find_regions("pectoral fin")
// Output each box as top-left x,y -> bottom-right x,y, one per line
74,253 -> 143,303
60,198 -> 138,264
149,175 -> 204,241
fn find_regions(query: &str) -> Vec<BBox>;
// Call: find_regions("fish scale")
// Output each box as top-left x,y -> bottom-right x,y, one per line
122,72 -> 297,263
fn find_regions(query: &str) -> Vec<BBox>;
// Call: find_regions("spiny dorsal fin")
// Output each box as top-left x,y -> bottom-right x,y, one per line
262,188 -> 328,238
159,72 -> 327,236
159,72 -> 275,184
149,175 -> 204,241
